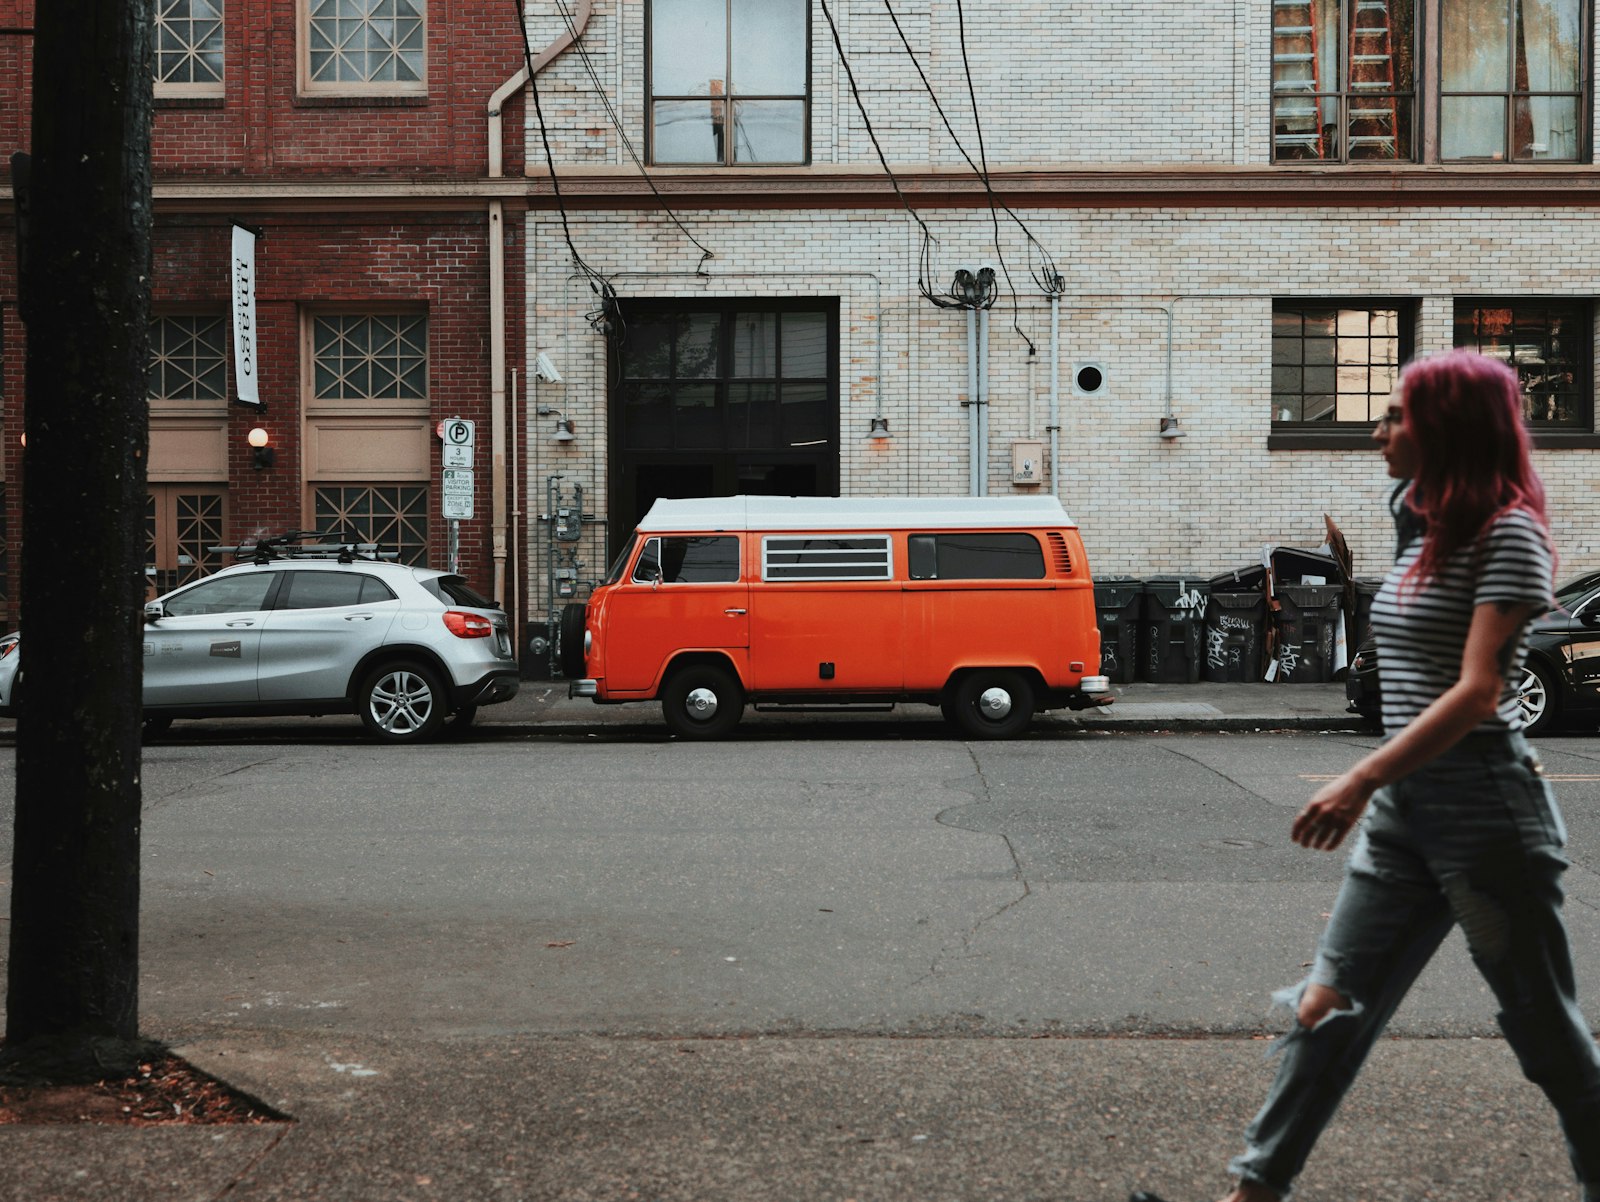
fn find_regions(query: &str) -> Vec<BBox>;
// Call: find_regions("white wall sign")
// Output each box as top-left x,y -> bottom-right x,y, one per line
442,467 -> 474,520
230,224 -> 260,407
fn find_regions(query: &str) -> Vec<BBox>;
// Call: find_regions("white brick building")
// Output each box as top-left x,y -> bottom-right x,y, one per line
518,0 -> 1600,647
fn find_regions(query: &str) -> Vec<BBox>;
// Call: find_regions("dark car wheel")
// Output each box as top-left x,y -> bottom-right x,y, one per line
558,603 -> 588,679
358,660 -> 446,743
661,663 -> 744,740
1518,661 -> 1559,737
141,714 -> 174,740
948,670 -> 1035,740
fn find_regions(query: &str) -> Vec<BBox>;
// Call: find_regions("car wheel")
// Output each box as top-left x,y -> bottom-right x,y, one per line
661,663 -> 744,740
949,670 -> 1035,740
939,697 -> 961,728
359,660 -> 446,743
1518,661 -> 1559,737
558,603 -> 588,679
141,715 -> 174,740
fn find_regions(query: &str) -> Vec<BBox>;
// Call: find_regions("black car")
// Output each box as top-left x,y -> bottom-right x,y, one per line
1346,571 -> 1600,736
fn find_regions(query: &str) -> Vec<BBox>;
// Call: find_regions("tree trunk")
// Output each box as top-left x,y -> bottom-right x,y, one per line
2,1 -> 155,1083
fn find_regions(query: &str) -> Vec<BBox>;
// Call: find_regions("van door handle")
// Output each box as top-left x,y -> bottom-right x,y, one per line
225,619 -> 255,627
724,608 -> 747,616
344,614 -> 374,622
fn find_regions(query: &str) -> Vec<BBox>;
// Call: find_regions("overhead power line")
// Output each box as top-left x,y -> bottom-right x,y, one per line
551,0 -> 715,275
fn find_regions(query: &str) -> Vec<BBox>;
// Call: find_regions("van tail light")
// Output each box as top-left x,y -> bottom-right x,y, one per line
443,610 -> 493,639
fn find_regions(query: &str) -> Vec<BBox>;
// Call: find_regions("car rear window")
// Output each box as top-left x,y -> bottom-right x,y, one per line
423,575 -> 498,609
907,533 -> 1045,581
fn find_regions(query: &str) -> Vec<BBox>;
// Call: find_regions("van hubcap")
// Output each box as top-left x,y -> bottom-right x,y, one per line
978,687 -> 1013,720
685,687 -> 720,719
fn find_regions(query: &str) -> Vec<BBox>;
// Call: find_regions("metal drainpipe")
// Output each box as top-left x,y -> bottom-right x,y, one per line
1049,290 -> 1061,496
488,2 -> 594,657
977,303 -> 990,493
966,307 -> 979,496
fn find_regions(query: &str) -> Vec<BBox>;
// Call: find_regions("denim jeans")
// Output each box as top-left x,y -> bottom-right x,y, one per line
1229,732 -> 1600,1200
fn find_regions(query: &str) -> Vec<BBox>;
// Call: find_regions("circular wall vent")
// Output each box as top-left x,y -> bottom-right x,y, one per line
1073,363 -> 1106,395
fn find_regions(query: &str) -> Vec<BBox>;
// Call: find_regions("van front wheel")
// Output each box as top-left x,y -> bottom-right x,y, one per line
661,664 -> 744,740
949,670 -> 1035,740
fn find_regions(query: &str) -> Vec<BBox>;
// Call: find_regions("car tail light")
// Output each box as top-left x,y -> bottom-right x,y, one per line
443,610 -> 493,639
0,638 -> 17,660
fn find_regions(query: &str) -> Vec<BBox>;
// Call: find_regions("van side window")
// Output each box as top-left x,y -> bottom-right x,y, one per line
763,536 -> 892,581
632,536 -> 740,583
907,533 -> 1046,581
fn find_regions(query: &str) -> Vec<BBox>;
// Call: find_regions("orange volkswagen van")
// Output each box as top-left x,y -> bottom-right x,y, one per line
564,495 -> 1111,739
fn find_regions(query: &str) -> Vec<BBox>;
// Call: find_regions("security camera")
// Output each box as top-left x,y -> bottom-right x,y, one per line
534,352 -> 563,384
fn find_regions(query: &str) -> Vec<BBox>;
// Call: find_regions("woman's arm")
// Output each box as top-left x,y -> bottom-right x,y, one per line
1291,598 -> 1541,851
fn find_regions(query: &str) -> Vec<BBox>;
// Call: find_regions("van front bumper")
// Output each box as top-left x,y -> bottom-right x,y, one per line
569,678 -> 599,698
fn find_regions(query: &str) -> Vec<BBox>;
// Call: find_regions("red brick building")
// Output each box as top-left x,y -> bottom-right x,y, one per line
0,0 -> 534,653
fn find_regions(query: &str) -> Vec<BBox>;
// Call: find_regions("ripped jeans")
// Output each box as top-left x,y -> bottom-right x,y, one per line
1231,732 -> 1600,1200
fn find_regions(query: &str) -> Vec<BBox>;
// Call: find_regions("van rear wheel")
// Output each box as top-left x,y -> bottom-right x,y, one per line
949,670 -> 1035,740
661,663 -> 744,740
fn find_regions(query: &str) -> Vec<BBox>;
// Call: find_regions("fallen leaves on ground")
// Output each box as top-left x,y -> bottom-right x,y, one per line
0,1054 -> 288,1126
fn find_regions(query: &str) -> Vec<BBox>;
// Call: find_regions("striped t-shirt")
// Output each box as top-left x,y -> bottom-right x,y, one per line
1371,507 -> 1554,733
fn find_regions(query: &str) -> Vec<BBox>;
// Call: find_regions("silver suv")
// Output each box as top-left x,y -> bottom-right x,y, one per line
0,533 -> 519,742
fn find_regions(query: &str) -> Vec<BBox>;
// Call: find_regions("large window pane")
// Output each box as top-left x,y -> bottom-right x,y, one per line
780,382 -> 828,445
1520,0 -> 1582,91
1454,300 -> 1590,427
727,383 -> 778,448
155,0 -> 224,88
1442,0 -> 1510,92
731,313 -> 777,377
622,383 -> 673,450
731,101 -> 805,164
651,0 -> 726,95
677,313 -> 722,378
674,383 -> 721,448
730,0 -> 807,94
624,316 -> 676,379
1273,302 -> 1407,426
652,100 -> 725,164
1441,94 -> 1507,158
781,312 -> 828,377
1516,95 -> 1580,158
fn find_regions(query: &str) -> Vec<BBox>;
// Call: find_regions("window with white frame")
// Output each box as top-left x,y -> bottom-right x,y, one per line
301,0 -> 426,96
648,0 -> 809,165
155,0 -> 224,96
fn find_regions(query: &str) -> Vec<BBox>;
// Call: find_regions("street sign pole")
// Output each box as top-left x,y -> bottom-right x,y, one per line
438,417 -> 475,573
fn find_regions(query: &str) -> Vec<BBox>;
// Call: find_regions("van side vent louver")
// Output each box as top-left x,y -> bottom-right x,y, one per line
1047,532 -> 1073,574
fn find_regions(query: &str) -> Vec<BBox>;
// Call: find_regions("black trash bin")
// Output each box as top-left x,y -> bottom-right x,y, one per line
1353,576 -> 1384,641
1271,546 -> 1343,586
1141,576 -> 1210,683
1274,584 -> 1344,683
1210,563 -> 1267,594
1093,576 -> 1143,684
1204,591 -> 1267,682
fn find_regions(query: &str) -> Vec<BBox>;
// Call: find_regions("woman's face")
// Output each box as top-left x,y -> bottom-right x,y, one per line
1374,389 -> 1420,480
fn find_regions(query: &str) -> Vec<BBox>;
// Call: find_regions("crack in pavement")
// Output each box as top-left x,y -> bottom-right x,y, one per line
915,744 -> 1031,988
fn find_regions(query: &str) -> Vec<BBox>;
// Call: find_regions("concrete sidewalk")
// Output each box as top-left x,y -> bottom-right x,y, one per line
490,678 -> 1370,734
10,1031 -> 1572,1201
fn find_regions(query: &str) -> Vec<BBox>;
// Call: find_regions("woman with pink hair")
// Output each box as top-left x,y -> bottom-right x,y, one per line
1136,350 -> 1600,1202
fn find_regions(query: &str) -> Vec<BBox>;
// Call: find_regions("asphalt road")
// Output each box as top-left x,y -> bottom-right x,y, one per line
7,727 -> 1600,1042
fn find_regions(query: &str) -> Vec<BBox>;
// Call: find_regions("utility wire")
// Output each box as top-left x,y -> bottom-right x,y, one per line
514,0 -> 617,334
550,0 -> 715,275
817,0 -> 971,310
954,0 -> 1038,353
880,0 -> 1061,300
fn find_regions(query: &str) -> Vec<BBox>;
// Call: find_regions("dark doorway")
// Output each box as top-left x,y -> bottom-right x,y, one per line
609,298 -> 839,558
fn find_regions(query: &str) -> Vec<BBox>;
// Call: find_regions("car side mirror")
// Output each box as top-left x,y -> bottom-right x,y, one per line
144,600 -> 165,624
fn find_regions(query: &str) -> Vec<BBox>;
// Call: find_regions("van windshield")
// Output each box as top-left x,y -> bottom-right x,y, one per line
603,539 -> 639,586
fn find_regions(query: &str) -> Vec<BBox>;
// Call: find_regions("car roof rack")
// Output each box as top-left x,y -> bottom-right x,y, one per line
209,529 -> 399,565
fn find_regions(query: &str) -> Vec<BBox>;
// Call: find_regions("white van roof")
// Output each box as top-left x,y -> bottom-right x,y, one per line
637,495 -> 1076,533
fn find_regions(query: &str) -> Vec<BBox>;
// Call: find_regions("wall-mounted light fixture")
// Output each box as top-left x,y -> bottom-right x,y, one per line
1158,415 -> 1186,440
866,416 -> 891,441
538,406 -> 576,444
247,426 -> 275,469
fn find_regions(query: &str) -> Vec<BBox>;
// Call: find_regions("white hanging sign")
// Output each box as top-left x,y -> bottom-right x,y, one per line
230,224 -> 260,406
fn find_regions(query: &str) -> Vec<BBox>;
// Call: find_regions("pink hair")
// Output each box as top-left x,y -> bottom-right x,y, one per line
1398,349 -> 1550,588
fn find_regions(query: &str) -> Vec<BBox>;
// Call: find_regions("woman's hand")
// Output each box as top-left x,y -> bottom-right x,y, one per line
1291,774 -> 1374,851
